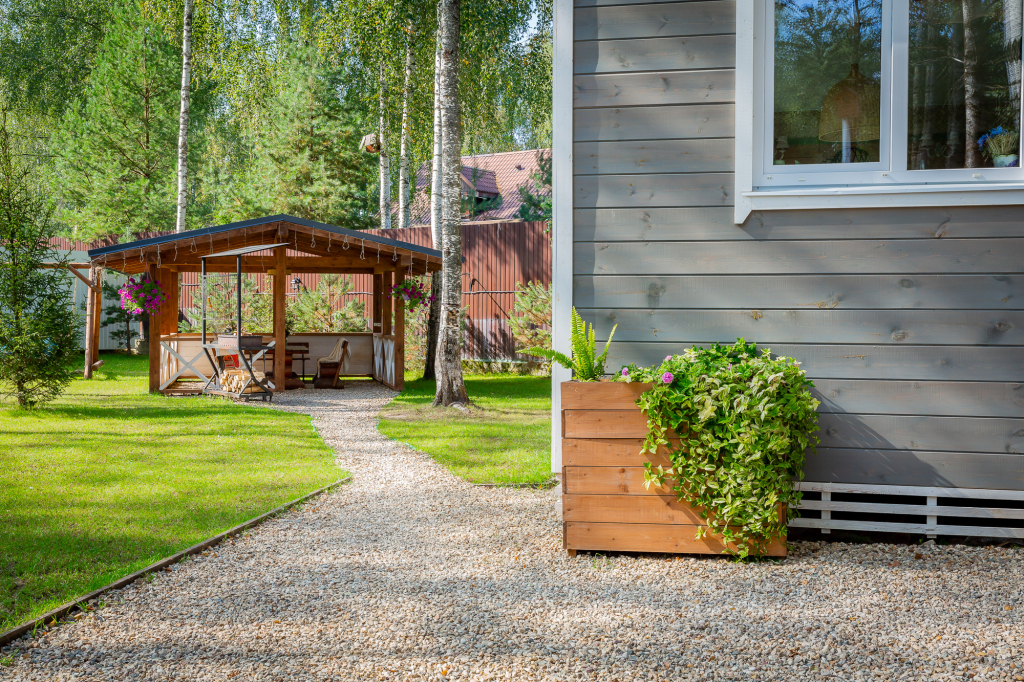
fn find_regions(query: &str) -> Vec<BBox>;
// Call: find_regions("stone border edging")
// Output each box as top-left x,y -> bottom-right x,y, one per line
0,476 -> 353,649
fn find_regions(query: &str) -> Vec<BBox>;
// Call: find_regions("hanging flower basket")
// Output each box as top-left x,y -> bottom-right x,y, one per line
119,275 -> 165,316
390,279 -> 433,311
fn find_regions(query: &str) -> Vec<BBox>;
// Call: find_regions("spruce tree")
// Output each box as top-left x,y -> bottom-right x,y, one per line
246,43 -> 376,228
0,111 -> 81,407
53,0 -> 206,240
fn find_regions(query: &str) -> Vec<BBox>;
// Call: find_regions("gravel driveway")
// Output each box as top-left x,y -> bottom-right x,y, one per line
4,381 -> 1024,682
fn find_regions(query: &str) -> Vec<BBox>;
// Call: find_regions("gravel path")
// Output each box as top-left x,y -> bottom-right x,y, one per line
4,382 -> 1024,682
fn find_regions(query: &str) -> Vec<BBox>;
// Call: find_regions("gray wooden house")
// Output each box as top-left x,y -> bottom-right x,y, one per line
550,0 -> 1024,537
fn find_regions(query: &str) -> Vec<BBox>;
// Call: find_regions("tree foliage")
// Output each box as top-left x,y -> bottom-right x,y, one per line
53,0 -> 212,240
0,112 -> 81,407
508,280 -> 550,352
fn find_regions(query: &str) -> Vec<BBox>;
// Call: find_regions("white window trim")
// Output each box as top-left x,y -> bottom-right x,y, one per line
735,0 -> 1024,224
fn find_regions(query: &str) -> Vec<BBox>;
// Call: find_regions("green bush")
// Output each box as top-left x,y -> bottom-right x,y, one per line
620,340 -> 820,558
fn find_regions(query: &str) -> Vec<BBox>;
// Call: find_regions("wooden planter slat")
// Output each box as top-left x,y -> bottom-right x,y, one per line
561,381 -> 786,557
562,438 -> 674,467
563,494 -> 707,525
564,522 -> 787,557
563,409 -> 651,439
564,466 -> 675,496
561,381 -> 653,410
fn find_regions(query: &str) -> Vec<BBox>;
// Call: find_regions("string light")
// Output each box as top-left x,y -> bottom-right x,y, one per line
377,244 -> 380,263
190,237 -> 196,253
310,230 -> 316,249
174,241 -> 178,261
359,239 -> 366,260
327,232 -> 332,252
342,235 -> 350,250
392,246 -> 398,262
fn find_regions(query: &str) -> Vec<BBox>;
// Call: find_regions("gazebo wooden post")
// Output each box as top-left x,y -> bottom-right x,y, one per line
372,273 -> 384,333
91,267 -> 103,367
393,269 -> 405,391
162,270 -> 178,336
273,245 -> 287,392
84,264 -> 99,378
148,263 -> 162,393
382,270 -> 393,336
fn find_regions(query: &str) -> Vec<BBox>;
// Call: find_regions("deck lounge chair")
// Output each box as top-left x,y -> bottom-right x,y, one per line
315,338 -> 349,388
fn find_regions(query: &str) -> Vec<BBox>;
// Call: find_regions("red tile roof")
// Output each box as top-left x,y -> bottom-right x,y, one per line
407,148 -> 550,224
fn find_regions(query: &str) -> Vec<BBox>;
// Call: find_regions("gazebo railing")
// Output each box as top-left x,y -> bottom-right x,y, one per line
373,334 -> 397,389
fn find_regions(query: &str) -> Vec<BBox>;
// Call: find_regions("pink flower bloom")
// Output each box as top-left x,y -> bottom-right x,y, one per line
621,367 -> 628,376
662,372 -> 674,384
665,355 -> 672,361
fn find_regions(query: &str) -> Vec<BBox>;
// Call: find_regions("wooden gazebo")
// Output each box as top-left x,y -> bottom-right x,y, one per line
84,215 -> 441,394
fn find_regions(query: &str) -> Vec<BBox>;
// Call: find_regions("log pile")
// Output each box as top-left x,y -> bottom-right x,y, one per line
221,369 -> 268,394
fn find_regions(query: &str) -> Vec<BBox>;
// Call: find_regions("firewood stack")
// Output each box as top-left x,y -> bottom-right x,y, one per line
221,369 -> 268,394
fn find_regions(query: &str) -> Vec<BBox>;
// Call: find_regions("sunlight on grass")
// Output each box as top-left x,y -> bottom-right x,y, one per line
378,374 -> 552,485
0,353 -> 343,632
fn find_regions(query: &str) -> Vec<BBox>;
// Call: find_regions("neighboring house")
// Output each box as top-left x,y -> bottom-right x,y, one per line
551,0 -> 1024,534
407,149 -> 551,224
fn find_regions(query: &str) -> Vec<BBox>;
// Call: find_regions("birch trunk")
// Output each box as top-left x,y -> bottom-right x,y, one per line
433,0 -> 468,406
379,72 -> 392,230
423,24 -> 444,381
962,0 -> 980,168
398,38 -> 414,231
430,37 -> 443,246
1005,0 -> 1022,130
175,0 -> 192,233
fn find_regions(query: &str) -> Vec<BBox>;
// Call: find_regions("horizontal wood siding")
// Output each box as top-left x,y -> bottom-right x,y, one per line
572,0 -> 1024,490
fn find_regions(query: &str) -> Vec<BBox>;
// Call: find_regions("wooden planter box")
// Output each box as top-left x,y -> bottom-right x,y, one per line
561,381 -> 786,557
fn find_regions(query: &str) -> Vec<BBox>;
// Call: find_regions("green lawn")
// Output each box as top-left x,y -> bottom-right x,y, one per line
0,353 -> 343,632
378,374 -> 553,485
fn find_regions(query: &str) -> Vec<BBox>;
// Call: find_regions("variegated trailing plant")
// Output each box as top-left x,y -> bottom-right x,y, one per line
619,340 -> 820,558
523,307 -> 616,381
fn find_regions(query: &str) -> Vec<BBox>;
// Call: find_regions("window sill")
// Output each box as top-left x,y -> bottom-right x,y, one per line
736,182 -> 1024,223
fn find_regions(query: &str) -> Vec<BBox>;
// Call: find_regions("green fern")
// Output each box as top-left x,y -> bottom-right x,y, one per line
523,307 -> 616,381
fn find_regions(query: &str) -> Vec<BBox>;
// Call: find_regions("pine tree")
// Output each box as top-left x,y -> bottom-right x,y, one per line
0,110 -> 81,407
246,43 -> 376,228
53,0 -> 203,240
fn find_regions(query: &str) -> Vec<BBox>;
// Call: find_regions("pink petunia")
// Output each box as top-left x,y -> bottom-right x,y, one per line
662,372 -> 674,384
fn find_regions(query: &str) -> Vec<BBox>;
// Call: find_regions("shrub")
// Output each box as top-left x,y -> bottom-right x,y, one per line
620,340 -> 820,558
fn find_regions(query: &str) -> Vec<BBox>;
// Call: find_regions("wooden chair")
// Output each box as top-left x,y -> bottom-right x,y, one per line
316,339 -> 349,388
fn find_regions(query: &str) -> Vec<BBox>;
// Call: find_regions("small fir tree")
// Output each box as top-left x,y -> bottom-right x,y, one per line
289,275 -> 367,333
508,280 -> 551,352
0,110 -> 82,407
100,280 -> 140,351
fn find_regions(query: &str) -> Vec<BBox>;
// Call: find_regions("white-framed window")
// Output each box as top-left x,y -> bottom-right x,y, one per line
736,0 -> 1024,222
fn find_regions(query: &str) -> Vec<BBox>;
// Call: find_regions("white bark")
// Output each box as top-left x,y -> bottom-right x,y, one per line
379,70 -> 392,230
433,0 -> 467,406
398,36 -> 414,230
429,36 -> 443,249
1005,0 -> 1022,129
175,0 -> 193,233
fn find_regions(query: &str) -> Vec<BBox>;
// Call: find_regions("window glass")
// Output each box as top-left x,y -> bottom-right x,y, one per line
774,0 -> 884,165
908,0 -> 1022,169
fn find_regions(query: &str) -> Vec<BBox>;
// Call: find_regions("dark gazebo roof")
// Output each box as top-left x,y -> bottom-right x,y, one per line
87,214 -> 442,275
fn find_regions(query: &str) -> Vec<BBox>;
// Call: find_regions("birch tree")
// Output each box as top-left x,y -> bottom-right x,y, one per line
434,0 -> 468,406
379,69 -> 392,230
422,30 -> 443,380
398,33 -> 414,230
175,0 -> 193,233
